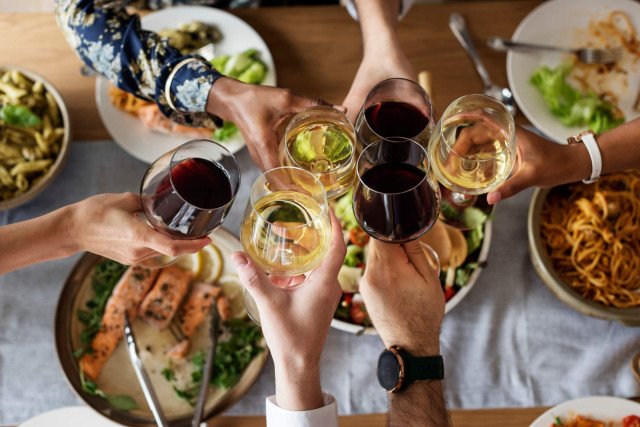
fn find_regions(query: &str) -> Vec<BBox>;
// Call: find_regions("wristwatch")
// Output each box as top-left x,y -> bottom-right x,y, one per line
567,130 -> 602,184
377,346 -> 444,393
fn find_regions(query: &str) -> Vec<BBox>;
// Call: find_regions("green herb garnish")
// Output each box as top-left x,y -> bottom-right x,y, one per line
554,416 -> 564,426
344,245 -> 364,268
169,319 -> 264,405
161,367 -> 175,381
80,371 -> 138,411
0,104 -> 42,127
75,259 -> 127,358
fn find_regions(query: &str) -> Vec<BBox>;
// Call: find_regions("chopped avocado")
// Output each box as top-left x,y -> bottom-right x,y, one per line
462,207 -> 488,229
344,244 -> 364,267
334,190 -> 359,230
237,61 -> 267,84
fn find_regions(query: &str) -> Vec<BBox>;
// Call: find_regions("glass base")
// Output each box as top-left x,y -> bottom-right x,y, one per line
137,254 -> 177,269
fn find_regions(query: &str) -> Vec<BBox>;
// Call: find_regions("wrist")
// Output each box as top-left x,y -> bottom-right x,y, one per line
63,203 -> 84,255
274,357 -> 323,410
383,334 -> 440,356
205,76 -> 250,123
564,141 -> 592,183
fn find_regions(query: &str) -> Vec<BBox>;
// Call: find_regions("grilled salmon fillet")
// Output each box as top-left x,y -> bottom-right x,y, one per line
79,265 -> 159,380
175,282 -> 220,337
138,266 -> 193,330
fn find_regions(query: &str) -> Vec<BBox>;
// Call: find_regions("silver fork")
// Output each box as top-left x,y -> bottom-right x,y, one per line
79,43 -> 216,77
487,36 -> 623,65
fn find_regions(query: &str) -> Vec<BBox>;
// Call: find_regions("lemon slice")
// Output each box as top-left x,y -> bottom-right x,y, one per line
174,252 -> 203,277
219,275 -> 246,319
198,244 -> 224,282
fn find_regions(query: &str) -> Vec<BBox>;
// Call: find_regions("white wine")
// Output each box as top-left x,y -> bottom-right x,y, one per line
429,117 -> 515,195
240,190 -> 331,276
283,120 -> 356,199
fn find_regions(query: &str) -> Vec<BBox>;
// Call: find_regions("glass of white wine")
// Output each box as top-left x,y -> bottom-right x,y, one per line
280,106 -> 356,199
428,94 -> 516,229
240,167 -> 331,323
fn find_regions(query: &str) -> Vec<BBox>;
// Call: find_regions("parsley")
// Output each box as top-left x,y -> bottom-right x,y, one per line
80,371 -> 138,411
161,367 -> 175,381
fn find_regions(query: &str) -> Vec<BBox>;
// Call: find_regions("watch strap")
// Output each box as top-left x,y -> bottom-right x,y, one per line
580,132 -> 602,184
401,349 -> 444,382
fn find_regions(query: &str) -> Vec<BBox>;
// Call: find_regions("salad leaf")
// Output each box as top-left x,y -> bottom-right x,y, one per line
291,129 -> 317,164
334,190 -> 359,230
462,207 -> 488,230
466,225 -> 484,255
213,121 -> 238,141
530,63 -> 623,133
344,245 -> 364,267
0,104 -> 41,128
454,268 -> 470,287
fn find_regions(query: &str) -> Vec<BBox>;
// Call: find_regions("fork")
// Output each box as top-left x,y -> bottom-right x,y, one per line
487,36 -> 623,65
80,42 -> 216,77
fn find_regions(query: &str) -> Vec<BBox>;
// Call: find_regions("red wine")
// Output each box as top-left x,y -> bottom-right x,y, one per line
365,101 -> 430,139
144,158 -> 233,238
354,162 -> 438,242
170,158 -> 232,209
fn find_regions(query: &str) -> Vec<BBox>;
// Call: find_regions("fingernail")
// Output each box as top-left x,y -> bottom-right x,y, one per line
487,192 -> 501,205
231,252 -> 248,268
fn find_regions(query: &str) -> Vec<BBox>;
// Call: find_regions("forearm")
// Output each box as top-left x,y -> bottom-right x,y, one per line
353,0 -> 402,54
0,205 -> 78,275
273,359 -> 324,411
597,117 -> 640,174
389,380 -> 448,427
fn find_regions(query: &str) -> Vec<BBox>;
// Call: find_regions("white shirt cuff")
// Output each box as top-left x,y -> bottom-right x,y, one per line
345,0 -> 415,21
266,392 -> 338,427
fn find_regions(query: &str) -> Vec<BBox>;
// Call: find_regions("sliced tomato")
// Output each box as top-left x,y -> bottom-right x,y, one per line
350,301 -> 369,325
623,415 -> 640,427
444,287 -> 456,302
349,227 -> 370,247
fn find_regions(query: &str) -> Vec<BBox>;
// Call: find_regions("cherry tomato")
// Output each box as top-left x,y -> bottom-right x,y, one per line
350,302 -> 369,325
623,415 -> 640,427
444,287 -> 456,302
349,227 -> 370,247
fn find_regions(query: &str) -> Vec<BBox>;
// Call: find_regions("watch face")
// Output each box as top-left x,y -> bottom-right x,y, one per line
377,350 -> 400,390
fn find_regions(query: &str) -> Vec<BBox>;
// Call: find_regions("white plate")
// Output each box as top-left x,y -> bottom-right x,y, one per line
95,6 -> 277,164
530,396 -> 640,426
19,407 -> 123,427
330,221 -> 493,335
507,0 -> 640,143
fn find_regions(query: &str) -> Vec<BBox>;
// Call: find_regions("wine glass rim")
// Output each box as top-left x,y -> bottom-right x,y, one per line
283,106 -> 356,175
355,137 -> 432,196
167,138 -> 241,211
359,77 -> 434,141
249,166 -> 329,228
435,94 -> 516,161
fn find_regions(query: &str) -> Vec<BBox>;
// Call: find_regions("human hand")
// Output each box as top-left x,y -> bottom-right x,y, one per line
342,48 -> 415,123
360,239 -> 443,355
486,127 -> 591,204
207,77 -> 332,171
230,211 -> 346,410
70,193 -> 210,264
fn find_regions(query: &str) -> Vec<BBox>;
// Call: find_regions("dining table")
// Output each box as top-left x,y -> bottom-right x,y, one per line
1,1 -> 639,426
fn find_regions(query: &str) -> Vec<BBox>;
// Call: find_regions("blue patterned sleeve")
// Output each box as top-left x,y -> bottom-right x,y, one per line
55,0 -> 222,127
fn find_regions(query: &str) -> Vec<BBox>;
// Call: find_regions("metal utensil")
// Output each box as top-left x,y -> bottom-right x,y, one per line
191,303 -> 220,427
123,314 -> 169,427
487,37 -> 623,65
80,42 -> 216,77
449,13 -> 517,116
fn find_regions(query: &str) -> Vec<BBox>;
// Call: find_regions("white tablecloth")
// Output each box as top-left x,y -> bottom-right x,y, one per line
0,141 -> 638,424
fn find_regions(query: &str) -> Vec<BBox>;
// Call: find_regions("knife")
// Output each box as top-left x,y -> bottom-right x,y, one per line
123,313 -> 169,427
191,303 -> 220,427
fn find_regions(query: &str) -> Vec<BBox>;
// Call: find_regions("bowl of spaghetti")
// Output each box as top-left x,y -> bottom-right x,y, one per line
528,170 -> 640,326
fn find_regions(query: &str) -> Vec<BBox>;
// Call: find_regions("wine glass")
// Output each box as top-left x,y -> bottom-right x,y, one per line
354,78 -> 434,148
240,166 -> 331,323
140,139 -> 240,267
280,106 -> 356,199
353,138 -> 441,244
427,94 -> 516,229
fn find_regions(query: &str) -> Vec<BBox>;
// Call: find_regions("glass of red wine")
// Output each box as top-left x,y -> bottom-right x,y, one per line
140,139 -> 240,266
353,137 -> 441,245
354,78 -> 434,149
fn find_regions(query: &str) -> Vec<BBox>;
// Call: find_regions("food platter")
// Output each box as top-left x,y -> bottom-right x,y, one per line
507,0 -> 640,143
529,396 -> 640,427
95,6 -> 277,164
0,66 -> 70,211
55,229 -> 268,427
528,184 -> 640,326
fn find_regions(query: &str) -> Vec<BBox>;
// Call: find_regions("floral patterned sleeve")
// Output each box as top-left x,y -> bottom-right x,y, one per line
55,0 -> 222,127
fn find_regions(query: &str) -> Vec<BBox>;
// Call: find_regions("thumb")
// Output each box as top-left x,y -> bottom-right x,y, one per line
402,241 -> 438,283
230,252 -> 272,303
487,167 -> 533,205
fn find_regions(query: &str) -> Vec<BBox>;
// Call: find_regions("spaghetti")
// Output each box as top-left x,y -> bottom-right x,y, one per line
541,170 -> 640,308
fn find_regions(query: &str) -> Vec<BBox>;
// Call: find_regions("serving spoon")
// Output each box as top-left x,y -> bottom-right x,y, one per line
449,13 -> 518,116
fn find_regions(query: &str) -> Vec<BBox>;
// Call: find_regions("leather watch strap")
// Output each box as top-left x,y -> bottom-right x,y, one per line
402,350 -> 444,382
